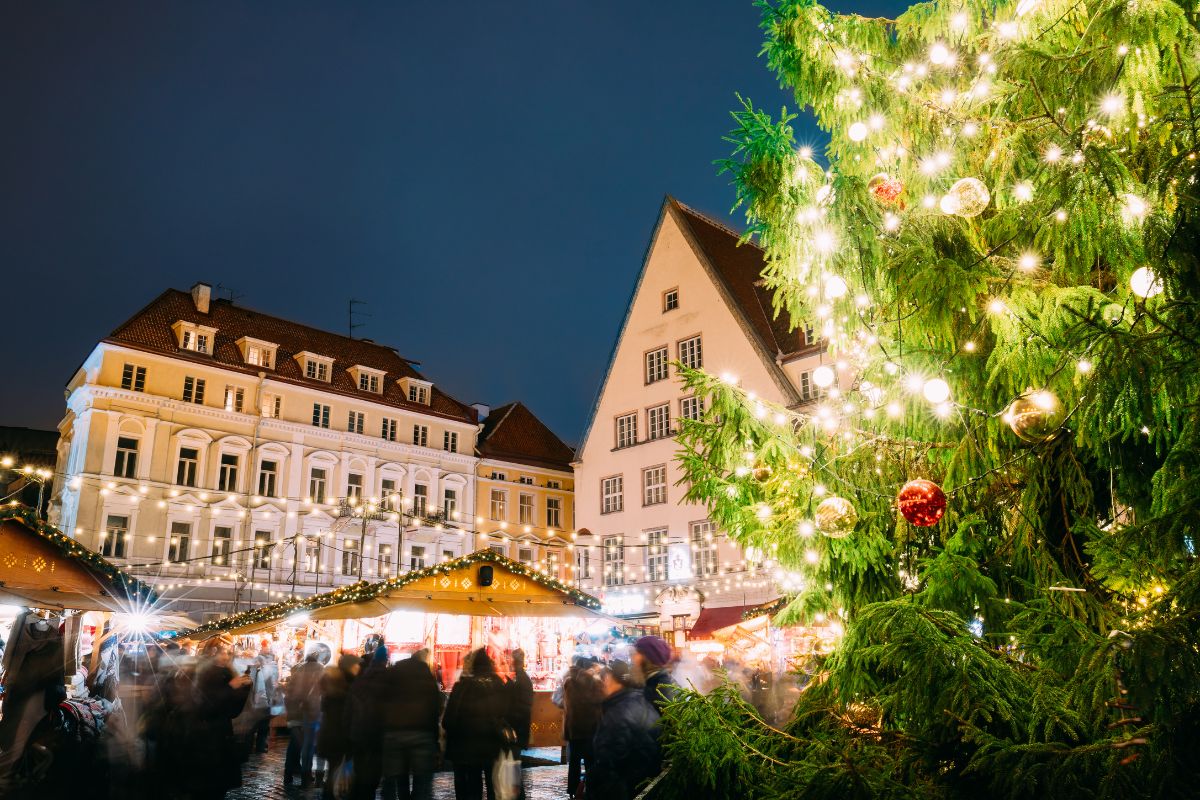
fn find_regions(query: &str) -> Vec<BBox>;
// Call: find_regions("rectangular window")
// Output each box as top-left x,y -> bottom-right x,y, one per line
176,447 -> 199,487
519,494 -> 535,525
121,364 -> 146,392
603,536 -> 624,587
304,542 -> 320,573
643,465 -> 667,506
305,360 -> 330,381
518,476 -> 534,485
518,547 -> 534,565
413,425 -> 428,448
601,475 -> 623,514
408,384 -> 429,404
182,376 -> 206,404
680,395 -> 703,422
490,471 -> 507,481
691,520 -> 719,577
546,497 -> 562,529
114,436 -> 138,478
212,526 -> 232,566
413,484 -> 428,517
218,453 -> 239,492
489,543 -> 506,555
358,373 -> 380,393
575,547 -> 591,579
196,334 -> 209,354
348,410 -> 365,434
678,335 -> 703,369
381,417 -> 397,442
347,473 -> 364,501
246,345 -> 272,368
647,404 -> 671,440
410,545 -> 426,570
169,521 -> 191,563
258,460 -> 278,497
646,528 -> 669,582
443,431 -> 458,453
442,549 -> 455,563
342,539 -> 359,576
262,394 -> 282,419
309,468 -> 327,504
804,322 -> 816,346
645,347 -> 669,384
381,478 -> 397,509
102,515 -> 128,559
615,413 -> 637,449
379,545 -> 393,575
547,480 -> 561,490
663,288 -> 679,312
443,488 -> 458,519
253,531 -> 273,570
312,403 -> 330,428
224,385 -> 244,413
490,489 -> 507,521
799,371 -> 824,402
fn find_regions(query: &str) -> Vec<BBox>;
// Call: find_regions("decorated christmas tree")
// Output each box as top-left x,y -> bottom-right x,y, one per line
658,0 -> 1200,797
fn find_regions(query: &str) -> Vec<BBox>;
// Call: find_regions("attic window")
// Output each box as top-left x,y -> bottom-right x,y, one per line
351,365 -> 386,394
401,377 -> 433,405
295,351 -> 334,382
663,288 -> 679,312
236,336 -> 278,369
172,321 -> 218,355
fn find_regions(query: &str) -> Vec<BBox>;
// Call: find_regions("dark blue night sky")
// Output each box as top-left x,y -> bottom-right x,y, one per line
2,0 -> 902,443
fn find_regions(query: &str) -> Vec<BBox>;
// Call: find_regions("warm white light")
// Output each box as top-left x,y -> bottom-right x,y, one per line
756,504 -> 772,520
1122,194 -> 1149,222
824,275 -> 849,298
922,378 -> 951,404
988,298 -> 1007,314
950,12 -> 969,30
1013,182 -> 1034,202
939,194 -> 960,215
1054,210 -> 1068,223
805,549 -> 820,564
812,365 -> 836,388
1100,93 -> 1124,116
1076,360 -> 1093,373
1129,267 -> 1163,298
813,228 -> 837,253
1016,0 -> 1040,14
1018,252 -> 1040,271
963,341 -> 977,352
1044,145 -> 1062,163
847,122 -> 869,142
962,122 -> 978,137
886,402 -> 903,419
883,213 -> 900,232
928,43 -> 951,65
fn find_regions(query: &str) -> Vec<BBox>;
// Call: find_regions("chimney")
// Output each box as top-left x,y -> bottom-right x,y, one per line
190,282 -> 212,314
472,403 -> 491,420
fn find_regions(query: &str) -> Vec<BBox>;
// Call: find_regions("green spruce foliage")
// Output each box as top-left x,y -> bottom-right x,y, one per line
657,0 -> 1200,797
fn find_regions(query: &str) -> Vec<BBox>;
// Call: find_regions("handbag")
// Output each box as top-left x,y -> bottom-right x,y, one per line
492,748 -> 521,800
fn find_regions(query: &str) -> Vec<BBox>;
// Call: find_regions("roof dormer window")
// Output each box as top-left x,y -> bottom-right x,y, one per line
236,336 -> 278,370
295,351 -> 334,383
172,321 -> 219,355
351,365 -> 387,394
400,377 -> 433,405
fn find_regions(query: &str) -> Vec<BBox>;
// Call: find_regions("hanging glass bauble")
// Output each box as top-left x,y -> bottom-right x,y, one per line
896,479 -> 947,526
867,173 -> 905,207
943,177 -> 991,217
815,496 -> 858,538
1003,391 -> 1064,443
751,463 -> 773,482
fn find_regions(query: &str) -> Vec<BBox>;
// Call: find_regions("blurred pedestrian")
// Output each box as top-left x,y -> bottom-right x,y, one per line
505,649 -> 533,800
348,644 -> 390,800
632,636 -> 677,713
317,654 -> 360,799
191,642 -> 253,800
443,648 -> 509,800
248,640 -> 278,754
284,650 -> 323,787
561,657 -> 602,799
380,648 -> 444,800
587,660 -> 661,800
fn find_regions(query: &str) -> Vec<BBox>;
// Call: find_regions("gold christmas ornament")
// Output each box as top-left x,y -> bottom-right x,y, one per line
815,496 -> 858,538
942,177 -> 991,218
752,463 -> 773,482
1003,391 -> 1064,443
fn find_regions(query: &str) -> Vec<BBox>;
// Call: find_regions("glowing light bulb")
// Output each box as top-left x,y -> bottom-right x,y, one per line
886,402 -> 903,418
1122,194 -> 1148,222
963,341 -> 977,352
922,378 -> 951,404
847,122 -> 869,142
1018,252 -> 1040,271
805,550 -> 820,564
1054,210 -> 1068,223
883,213 -> 900,231
812,365 -> 836,388
1013,182 -> 1034,202
988,299 -> 1007,314
1100,93 -> 1125,116
1076,360 -> 1093,373
824,275 -> 849,298
928,43 -> 950,65
950,12 -> 969,30
962,122 -> 979,137
813,228 -> 837,253
1044,145 -> 1062,163
1129,267 -> 1163,298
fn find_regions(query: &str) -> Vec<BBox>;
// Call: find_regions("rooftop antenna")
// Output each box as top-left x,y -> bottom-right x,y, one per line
215,283 -> 243,303
349,299 -> 370,339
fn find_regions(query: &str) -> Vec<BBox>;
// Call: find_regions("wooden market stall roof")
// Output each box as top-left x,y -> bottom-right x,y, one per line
0,505 -> 157,611
186,548 -> 603,640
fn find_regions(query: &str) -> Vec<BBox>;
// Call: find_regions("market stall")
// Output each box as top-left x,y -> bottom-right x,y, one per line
185,549 -> 608,746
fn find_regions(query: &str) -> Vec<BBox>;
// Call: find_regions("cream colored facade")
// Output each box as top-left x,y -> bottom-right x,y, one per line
473,459 -> 574,580
573,199 -> 831,633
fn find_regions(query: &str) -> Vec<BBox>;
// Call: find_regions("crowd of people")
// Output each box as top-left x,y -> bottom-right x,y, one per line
124,633 -> 678,800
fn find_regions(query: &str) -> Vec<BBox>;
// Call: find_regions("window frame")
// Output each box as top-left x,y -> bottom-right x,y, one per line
546,497 -> 562,529
677,334 -> 703,369
645,346 -> 669,384
663,287 -> 679,312
413,424 -> 429,448
601,475 -> 623,515
102,514 -> 129,559
615,412 -> 638,449
168,521 -> 192,563
114,436 -> 139,479
518,493 -> 535,525
176,446 -> 200,487
646,527 -> 669,582
312,403 -> 331,428
489,489 -> 508,521
647,403 -> 671,440
642,464 -> 667,507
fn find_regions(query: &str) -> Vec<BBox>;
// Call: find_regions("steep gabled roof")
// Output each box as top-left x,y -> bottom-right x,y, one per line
104,288 -> 477,423
478,402 -> 575,472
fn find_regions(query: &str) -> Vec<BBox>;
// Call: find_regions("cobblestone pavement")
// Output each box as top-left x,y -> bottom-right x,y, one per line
228,735 -> 571,800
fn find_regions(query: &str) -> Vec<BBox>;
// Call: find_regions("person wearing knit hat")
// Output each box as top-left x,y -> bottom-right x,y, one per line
632,636 -> 678,713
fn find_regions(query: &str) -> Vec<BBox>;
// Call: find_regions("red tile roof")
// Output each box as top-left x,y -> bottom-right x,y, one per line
671,199 -> 808,359
477,402 -> 574,472
105,288 -> 477,423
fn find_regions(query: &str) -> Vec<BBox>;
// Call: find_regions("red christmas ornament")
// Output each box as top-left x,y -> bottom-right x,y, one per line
867,173 -> 906,208
896,479 -> 947,527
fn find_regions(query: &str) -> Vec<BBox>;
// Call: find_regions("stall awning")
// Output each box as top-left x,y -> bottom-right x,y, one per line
687,603 -> 765,640
0,507 -> 156,611
186,548 -> 604,640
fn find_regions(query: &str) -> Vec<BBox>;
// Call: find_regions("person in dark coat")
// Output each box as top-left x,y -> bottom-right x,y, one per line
317,654 -> 360,800
348,645 -> 390,800
506,649 -> 534,751
587,660 -> 661,800
380,648 -> 444,800
443,648 -> 509,800
632,636 -> 678,713
191,643 -> 254,800
285,650 -> 324,787
561,657 -> 603,799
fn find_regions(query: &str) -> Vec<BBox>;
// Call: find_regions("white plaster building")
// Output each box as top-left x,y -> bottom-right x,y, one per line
573,198 -> 830,639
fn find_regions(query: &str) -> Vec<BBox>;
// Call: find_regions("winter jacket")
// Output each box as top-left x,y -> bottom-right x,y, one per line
285,659 -> 323,723
380,655 -> 443,736
316,665 -> 355,760
191,662 -> 253,795
443,671 -> 509,766
562,668 -> 603,741
507,667 -> 534,749
643,667 -> 678,714
587,688 -> 661,800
